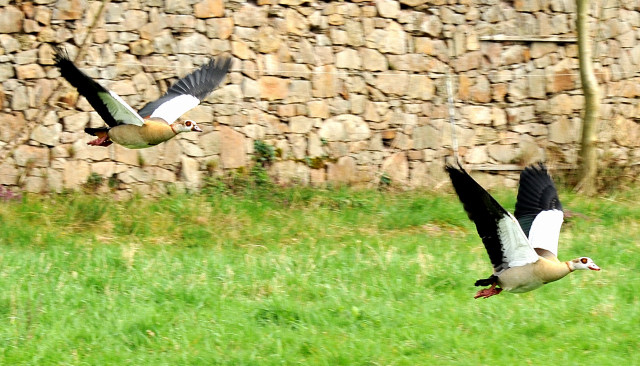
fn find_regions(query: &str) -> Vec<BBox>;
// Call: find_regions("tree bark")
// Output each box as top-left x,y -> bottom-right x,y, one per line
575,0 -> 601,195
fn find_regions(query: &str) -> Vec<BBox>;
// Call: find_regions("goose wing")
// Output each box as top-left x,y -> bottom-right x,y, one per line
53,47 -> 144,127
446,164 -> 539,272
138,57 -> 232,125
514,163 -> 564,258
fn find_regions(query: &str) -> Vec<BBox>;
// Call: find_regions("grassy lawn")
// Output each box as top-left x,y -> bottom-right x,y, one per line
0,185 -> 638,365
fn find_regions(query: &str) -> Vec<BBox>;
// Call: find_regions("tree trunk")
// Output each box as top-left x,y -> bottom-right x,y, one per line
575,0 -> 601,195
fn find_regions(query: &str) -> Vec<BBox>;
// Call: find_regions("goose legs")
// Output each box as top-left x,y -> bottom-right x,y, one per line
474,283 -> 503,299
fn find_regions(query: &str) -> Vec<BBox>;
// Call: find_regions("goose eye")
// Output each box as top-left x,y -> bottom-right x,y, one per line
581,258 -> 588,264
185,121 -> 192,127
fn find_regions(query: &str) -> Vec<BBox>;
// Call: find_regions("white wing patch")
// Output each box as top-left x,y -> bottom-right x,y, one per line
149,94 -> 200,125
97,90 -> 144,126
528,209 -> 564,257
497,214 -> 539,268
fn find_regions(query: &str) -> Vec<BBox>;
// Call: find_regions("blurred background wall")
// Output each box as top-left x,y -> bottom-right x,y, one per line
0,0 -> 638,194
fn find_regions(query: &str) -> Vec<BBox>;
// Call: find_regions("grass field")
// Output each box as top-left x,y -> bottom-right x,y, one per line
0,184 -> 638,365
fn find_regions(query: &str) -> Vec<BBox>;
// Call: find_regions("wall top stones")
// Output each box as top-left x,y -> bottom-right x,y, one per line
0,0 -> 639,194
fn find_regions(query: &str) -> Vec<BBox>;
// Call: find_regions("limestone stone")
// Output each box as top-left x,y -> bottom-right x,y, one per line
549,116 -> 580,144
326,156 -> 357,184
285,8 -> 308,35
528,68 -> 546,99
312,65 -> 338,97
63,112 -> 90,132
110,80 -> 137,96
123,10 -> 149,31
360,48 -> 387,71
548,94 -> 574,115
463,106 -> 492,125
0,6 -> 24,33
165,0 -> 192,15
488,144 -> 518,164
194,0 -> 224,18
114,144 -> 140,165
31,124 -> 61,146
337,114 -> 370,141
307,100 -> 330,118
345,19 -> 364,47
0,112 -> 25,143
376,0 -> 400,19
612,115 -> 640,147
91,161 -> 117,177
381,152 -> 408,184
53,0 -> 85,20
376,71 -> 409,96
287,80 -> 311,103
407,75 -> 435,100
412,125 -> 439,150
234,4 -> 267,27
11,86 -> 29,111
454,51 -> 481,72
130,40 -> 154,56
178,33 -> 212,54
0,160 -> 19,185
318,118 -> 347,142
14,145 -> 50,167
257,26 -> 281,54
465,146 -> 489,164
336,49 -> 362,69
231,40 -> 253,60
259,76 -> 289,101
219,126 -> 246,169
290,116 -> 314,134
0,63 -> 15,81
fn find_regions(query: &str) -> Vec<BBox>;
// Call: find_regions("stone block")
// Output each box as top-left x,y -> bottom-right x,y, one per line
312,65 -> 338,97
549,116 -> 580,144
307,100 -> 330,118
381,152 -> 408,185
326,156 -> 357,184
336,49 -> 362,69
0,6 -> 24,33
0,112 -> 25,143
194,0 -> 224,18
290,116 -> 314,134
31,124 -> 61,147
53,0 -> 85,20
62,160 -> 90,189
359,48 -> 387,71
219,126 -> 246,169
259,76 -> 289,101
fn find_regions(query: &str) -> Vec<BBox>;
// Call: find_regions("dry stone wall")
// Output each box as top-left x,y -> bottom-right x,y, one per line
0,0 -> 639,194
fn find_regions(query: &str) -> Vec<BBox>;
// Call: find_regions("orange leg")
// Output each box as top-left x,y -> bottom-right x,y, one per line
474,283 -> 503,299
88,134 -> 112,147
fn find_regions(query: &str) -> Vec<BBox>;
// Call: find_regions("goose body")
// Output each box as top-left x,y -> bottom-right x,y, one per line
446,163 -> 600,299
53,47 -> 232,149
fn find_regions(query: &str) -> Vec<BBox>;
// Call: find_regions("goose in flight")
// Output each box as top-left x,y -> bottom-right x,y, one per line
446,162 -> 600,299
53,46 -> 232,149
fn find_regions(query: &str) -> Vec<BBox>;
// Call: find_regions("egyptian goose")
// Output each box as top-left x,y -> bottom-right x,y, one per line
53,46 -> 232,149
446,162 -> 600,299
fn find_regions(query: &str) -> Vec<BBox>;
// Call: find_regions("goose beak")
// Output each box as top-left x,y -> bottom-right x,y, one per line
588,264 -> 601,271
193,125 -> 202,132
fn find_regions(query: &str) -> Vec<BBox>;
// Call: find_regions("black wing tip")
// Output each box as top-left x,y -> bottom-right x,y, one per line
51,44 -> 70,65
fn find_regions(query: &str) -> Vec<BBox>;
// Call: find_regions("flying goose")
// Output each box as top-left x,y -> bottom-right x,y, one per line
446,162 -> 600,299
53,47 -> 232,149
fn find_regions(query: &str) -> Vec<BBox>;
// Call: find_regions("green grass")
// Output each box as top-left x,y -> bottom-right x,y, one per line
0,186 -> 638,365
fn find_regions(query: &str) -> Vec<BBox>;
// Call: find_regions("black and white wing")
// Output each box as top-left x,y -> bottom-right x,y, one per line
53,46 -> 144,127
138,57 -> 232,124
446,163 -> 539,273
514,163 -> 564,258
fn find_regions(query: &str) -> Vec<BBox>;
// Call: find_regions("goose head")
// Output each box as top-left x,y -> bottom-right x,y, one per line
172,120 -> 202,133
571,257 -> 600,271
